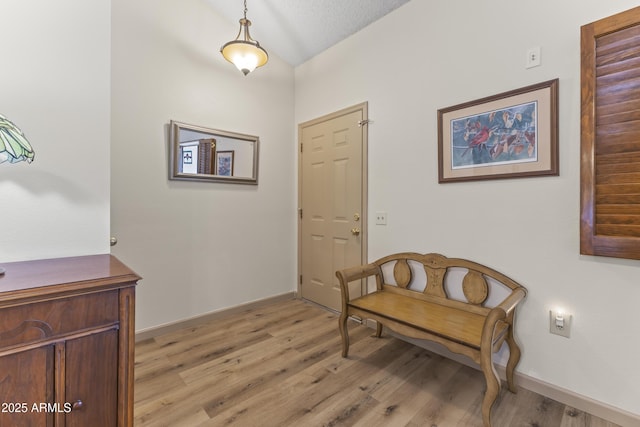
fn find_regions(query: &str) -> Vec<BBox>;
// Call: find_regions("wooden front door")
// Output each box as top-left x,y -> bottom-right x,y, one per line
298,103 -> 368,311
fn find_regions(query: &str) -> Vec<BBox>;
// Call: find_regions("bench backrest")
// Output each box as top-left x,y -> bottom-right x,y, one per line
372,252 -> 524,309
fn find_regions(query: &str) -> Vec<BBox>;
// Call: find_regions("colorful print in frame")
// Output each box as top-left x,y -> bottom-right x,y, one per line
438,79 -> 558,182
216,150 -> 235,176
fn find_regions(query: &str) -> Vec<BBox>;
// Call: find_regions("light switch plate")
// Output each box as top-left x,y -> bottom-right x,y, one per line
526,46 -> 541,68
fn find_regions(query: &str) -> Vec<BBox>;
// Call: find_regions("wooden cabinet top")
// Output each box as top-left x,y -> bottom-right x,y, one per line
0,254 -> 140,305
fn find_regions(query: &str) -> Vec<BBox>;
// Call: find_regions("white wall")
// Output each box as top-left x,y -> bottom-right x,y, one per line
0,0 -> 111,262
6,0 -> 636,418
111,0 -> 296,331
296,0 -> 640,417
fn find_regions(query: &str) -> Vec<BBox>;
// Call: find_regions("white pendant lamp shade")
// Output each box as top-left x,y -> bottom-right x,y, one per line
220,2 -> 268,76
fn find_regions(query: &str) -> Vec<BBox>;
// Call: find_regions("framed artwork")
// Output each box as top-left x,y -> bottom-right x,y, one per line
182,149 -> 193,164
216,150 -> 235,176
438,79 -> 558,183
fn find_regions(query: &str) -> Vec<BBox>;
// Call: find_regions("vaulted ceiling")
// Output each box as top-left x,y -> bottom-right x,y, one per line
207,0 -> 411,67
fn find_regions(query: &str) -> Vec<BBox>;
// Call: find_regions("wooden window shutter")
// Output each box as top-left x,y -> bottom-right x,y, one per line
581,6 -> 640,259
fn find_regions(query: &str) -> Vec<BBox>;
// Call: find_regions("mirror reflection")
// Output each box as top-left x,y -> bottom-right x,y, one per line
170,120 -> 259,184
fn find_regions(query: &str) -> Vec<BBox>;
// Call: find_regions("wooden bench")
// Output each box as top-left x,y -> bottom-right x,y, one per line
336,252 -> 527,427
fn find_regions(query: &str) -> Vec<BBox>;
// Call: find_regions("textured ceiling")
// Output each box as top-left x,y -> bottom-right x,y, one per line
207,0 -> 411,67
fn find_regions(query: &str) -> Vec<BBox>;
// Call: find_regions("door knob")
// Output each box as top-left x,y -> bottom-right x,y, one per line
351,228 -> 361,236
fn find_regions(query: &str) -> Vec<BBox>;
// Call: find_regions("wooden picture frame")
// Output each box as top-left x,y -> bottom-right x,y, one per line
438,79 -> 559,183
215,150 -> 235,177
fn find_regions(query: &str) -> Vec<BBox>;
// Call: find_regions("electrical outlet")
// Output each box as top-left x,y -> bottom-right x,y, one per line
375,211 -> 387,225
549,310 -> 571,338
526,46 -> 541,68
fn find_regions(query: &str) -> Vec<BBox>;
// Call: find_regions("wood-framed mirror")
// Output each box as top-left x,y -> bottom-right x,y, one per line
169,120 -> 259,184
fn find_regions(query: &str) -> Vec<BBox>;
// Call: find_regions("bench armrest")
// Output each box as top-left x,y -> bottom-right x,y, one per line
336,263 -> 379,284
481,287 -> 526,348
335,263 -> 382,310
495,288 -> 527,316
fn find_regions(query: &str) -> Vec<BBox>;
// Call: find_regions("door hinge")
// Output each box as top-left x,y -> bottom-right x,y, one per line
300,143 -> 303,153
299,275 -> 303,285
299,208 -> 303,219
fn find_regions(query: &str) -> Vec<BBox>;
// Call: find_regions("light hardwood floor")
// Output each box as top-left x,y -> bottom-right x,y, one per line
134,298 -> 619,427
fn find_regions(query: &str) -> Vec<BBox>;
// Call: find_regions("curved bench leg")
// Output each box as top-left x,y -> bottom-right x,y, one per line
339,311 -> 349,357
375,321 -> 383,338
505,327 -> 522,393
480,349 -> 500,427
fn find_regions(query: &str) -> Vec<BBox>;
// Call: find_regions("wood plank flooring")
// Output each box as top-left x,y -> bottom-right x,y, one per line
134,298 -> 619,427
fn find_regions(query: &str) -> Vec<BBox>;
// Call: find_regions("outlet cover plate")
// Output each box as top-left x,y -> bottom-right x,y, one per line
549,310 -> 571,338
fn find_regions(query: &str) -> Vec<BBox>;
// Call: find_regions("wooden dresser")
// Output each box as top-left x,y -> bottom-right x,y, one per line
0,255 -> 140,427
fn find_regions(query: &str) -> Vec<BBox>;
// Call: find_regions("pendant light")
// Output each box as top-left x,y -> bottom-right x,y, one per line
220,0 -> 268,76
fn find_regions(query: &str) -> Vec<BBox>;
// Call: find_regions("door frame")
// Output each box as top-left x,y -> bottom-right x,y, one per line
297,102 -> 369,304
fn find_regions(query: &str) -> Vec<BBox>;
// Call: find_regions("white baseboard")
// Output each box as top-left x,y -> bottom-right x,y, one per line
513,369 -> 640,427
388,330 -> 640,427
135,291 -> 297,342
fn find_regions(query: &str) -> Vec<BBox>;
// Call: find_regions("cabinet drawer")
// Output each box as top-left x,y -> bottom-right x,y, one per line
0,291 -> 119,350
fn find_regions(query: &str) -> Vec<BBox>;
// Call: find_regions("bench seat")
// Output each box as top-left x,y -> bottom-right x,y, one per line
349,291 -> 508,350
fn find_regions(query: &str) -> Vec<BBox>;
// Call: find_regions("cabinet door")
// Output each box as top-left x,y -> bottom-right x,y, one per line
65,329 -> 118,427
0,345 -> 55,427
